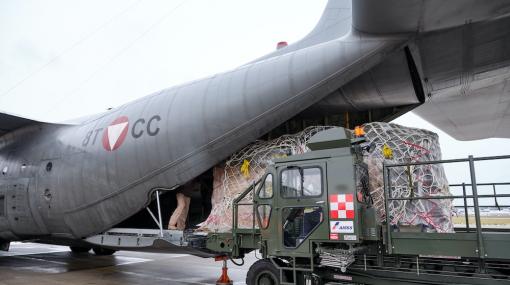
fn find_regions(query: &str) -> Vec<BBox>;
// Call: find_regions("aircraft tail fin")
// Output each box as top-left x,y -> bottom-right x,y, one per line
253,0 -> 352,62
297,0 -> 352,46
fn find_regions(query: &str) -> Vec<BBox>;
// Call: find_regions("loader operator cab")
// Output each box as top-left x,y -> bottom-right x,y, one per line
253,127 -> 375,256
280,166 -> 324,248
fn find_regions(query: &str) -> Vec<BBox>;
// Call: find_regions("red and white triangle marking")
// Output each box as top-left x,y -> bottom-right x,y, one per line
102,116 -> 129,151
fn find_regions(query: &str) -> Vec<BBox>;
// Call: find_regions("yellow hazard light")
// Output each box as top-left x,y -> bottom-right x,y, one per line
354,126 -> 365,137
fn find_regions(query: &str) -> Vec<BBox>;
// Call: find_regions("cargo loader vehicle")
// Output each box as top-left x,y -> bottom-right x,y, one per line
86,127 -> 510,284
189,127 -> 510,285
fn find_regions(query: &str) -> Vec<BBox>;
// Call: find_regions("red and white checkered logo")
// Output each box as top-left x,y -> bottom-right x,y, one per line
329,194 -> 355,219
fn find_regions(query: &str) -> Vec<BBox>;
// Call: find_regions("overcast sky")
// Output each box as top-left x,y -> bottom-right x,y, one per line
1,0 -> 509,191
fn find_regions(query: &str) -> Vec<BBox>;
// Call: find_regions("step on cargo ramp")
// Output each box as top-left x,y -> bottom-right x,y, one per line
85,228 -> 213,257
85,189 -> 214,257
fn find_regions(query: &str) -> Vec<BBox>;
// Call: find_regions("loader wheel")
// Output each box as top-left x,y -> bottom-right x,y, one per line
247,259 -> 280,285
92,247 -> 116,256
69,246 -> 91,253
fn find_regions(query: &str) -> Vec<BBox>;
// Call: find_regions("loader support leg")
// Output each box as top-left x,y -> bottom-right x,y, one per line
216,256 -> 233,285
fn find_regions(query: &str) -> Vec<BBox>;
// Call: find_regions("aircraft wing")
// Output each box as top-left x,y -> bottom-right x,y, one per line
349,0 -> 510,140
414,76 -> 510,140
0,112 -> 41,137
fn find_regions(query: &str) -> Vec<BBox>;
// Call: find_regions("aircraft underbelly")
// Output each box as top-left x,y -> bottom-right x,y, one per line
0,178 -> 42,239
309,51 -> 422,114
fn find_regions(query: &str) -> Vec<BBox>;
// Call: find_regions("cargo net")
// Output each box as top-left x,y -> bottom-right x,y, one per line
198,122 -> 454,233
198,126 -> 334,232
363,122 -> 454,233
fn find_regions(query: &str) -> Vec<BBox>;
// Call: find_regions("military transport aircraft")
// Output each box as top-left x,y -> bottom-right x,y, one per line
1,0 -> 509,254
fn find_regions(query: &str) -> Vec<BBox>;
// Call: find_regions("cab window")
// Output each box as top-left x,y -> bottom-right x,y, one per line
303,168 -> 321,196
282,207 -> 323,248
257,205 -> 272,229
258,174 -> 273,199
281,167 -> 322,198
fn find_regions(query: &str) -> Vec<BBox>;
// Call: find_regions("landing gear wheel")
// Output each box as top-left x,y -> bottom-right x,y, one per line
246,259 -> 280,285
69,246 -> 91,253
92,247 -> 116,256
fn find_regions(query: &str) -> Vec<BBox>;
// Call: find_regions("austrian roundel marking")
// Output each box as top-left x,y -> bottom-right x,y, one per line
102,116 -> 129,151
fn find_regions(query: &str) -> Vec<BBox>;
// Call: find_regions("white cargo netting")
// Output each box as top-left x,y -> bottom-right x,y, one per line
199,126 -> 333,232
363,122 -> 454,233
199,122 -> 454,233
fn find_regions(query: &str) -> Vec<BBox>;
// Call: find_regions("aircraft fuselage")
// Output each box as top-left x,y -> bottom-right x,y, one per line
1,0 -> 509,246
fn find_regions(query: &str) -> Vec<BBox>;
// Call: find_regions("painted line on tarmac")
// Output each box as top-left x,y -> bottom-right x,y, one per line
0,242 -> 68,257
120,270 -> 246,285
121,271 -> 212,285
0,249 -> 67,257
12,255 -> 68,265
115,256 -> 154,266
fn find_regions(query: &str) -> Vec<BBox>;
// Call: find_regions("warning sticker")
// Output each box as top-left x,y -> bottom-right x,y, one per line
329,194 -> 355,219
334,274 -> 353,281
329,233 -> 339,240
343,234 -> 357,241
330,221 -> 354,233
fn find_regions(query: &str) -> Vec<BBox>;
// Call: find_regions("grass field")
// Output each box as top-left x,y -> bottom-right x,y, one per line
453,215 -> 510,227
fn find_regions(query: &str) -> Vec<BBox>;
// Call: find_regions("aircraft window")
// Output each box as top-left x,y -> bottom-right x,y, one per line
258,174 -> 273,199
281,167 -> 322,198
46,162 -> 52,172
282,207 -> 323,248
0,195 -> 4,216
257,205 -> 272,229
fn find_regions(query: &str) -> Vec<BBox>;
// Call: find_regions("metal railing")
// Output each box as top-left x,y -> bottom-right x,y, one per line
146,189 -> 168,237
383,154 -> 510,258
450,182 -> 510,232
145,186 -> 179,237
232,178 -> 261,234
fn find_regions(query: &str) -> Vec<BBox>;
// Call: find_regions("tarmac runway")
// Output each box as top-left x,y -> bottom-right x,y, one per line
0,243 -> 255,285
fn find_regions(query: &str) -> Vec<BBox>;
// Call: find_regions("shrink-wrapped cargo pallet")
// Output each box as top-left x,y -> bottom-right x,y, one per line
363,122 -> 454,233
199,123 -> 454,233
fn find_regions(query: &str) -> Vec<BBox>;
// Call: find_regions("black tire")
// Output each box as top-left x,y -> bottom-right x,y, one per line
246,259 -> 280,285
69,246 -> 91,253
92,247 -> 116,256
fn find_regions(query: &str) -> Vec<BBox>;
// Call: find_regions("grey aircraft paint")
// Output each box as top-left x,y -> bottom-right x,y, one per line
0,0 -> 509,250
